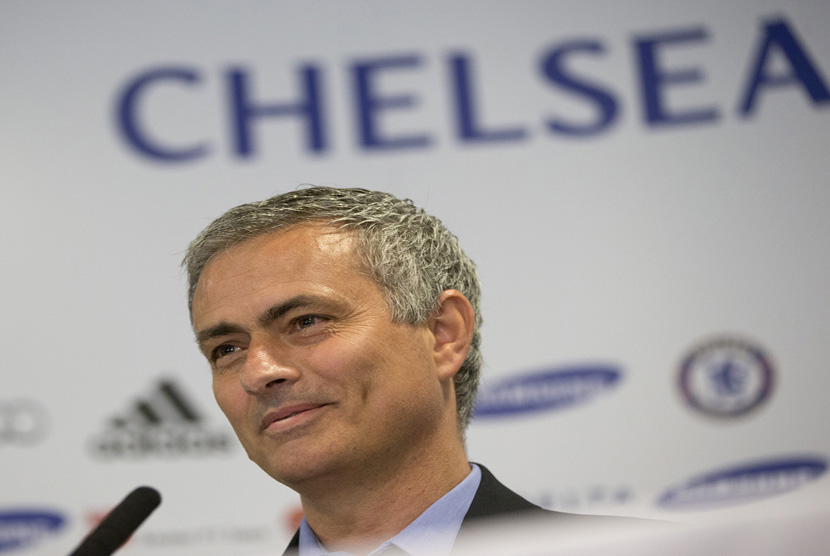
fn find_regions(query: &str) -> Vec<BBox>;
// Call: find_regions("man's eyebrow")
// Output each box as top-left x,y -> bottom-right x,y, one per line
195,323 -> 245,347
257,295 -> 320,328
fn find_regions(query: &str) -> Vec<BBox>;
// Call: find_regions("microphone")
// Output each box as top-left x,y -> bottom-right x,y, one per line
69,486 -> 161,556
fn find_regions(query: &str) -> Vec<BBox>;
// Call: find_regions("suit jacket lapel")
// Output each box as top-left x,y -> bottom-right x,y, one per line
463,463 -> 542,521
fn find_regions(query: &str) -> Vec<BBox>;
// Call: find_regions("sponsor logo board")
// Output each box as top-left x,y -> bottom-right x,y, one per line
129,524 -> 277,551
89,378 -> 234,459
532,485 -> 635,512
474,364 -> 622,418
678,336 -> 774,418
0,399 -> 49,446
0,510 -> 66,553
657,455 -> 827,510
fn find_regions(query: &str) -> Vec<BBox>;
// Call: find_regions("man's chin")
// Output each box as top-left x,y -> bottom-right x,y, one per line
255,454 -> 337,490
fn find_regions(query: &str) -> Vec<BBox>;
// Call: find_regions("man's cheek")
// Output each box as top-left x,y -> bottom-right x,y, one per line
213,385 -> 245,424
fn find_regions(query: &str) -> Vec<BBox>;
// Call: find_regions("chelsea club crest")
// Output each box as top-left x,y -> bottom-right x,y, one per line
678,336 -> 774,418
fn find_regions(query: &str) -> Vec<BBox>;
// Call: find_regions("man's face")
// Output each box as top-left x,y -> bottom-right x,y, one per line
191,224 -> 450,488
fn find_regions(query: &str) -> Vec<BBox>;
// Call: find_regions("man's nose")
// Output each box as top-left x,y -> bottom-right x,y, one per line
238,339 -> 300,394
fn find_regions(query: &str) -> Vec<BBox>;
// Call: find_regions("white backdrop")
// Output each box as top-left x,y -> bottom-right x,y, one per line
2,1 -> 829,555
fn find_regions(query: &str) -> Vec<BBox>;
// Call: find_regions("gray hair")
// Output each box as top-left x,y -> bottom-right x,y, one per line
183,186 -> 482,434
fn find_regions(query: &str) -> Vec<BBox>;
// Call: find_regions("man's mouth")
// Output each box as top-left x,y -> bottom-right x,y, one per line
261,404 -> 326,430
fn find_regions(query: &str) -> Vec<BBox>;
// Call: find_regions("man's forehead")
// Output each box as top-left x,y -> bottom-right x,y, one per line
191,223 -> 370,323
222,223 -> 358,263
306,224 -> 357,256
195,223 -> 369,296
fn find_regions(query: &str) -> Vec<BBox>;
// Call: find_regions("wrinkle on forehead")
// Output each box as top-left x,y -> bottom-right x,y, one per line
191,224 -> 370,327
208,224 -> 361,277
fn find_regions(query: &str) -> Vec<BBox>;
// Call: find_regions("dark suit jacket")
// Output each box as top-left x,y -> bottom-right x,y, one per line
281,464 -> 610,555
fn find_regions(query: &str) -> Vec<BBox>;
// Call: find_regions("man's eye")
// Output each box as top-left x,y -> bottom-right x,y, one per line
294,315 -> 324,330
212,345 -> 240,360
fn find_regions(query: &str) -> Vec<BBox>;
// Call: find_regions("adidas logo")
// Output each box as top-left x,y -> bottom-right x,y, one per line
89,378 -> 234,459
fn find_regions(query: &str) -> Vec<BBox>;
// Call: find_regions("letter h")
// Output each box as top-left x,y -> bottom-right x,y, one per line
227,65 -> 326,158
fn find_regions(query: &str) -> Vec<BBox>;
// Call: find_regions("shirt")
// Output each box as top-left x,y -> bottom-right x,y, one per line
298,464 -> 482,556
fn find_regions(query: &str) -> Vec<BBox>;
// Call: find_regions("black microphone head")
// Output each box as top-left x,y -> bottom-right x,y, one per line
70,486 -> 161,556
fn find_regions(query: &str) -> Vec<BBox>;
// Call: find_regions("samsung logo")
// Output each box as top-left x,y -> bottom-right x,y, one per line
657,456 -> 828,510
473,365 -> 622,417
0,510 -> 66,552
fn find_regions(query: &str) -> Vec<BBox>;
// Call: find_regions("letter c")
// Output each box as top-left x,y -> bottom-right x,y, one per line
115,67 -> 209,162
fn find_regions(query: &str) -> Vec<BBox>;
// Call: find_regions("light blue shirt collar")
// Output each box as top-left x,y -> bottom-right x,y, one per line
299,464 -> 481,556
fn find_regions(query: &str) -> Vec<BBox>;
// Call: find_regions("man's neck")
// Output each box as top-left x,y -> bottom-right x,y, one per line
298,447 -> 471,554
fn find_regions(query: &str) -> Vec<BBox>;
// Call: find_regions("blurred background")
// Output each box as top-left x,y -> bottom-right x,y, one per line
2,1 -> 829,554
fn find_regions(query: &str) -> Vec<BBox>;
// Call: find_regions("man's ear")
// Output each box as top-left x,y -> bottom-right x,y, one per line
428,289 -> 475,381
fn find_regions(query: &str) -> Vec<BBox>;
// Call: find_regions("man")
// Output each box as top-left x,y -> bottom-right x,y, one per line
184,186 -> 603,556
